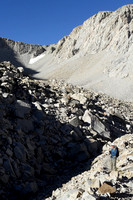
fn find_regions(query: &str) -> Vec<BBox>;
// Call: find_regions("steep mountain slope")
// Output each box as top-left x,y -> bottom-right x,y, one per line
0,4 -> 133,101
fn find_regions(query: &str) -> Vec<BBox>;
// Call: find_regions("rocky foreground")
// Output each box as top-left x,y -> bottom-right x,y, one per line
0,61 -> 133,200
44,134 -> 133,200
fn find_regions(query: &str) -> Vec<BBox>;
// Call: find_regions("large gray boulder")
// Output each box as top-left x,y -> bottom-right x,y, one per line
91,115 -> 110,139
15,100 -> 31,118
69,116 -> 81,127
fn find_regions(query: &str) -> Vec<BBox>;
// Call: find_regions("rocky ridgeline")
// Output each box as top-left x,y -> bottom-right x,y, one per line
54,4 -> 133,58
0,61 -> 133,199
0,37 -> 46,56
0,5 -> 133,101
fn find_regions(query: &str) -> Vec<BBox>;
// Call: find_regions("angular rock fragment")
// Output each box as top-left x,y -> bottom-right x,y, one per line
98,182 -> 116,194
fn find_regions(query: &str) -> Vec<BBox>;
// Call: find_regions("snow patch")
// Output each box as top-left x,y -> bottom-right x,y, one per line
29,54 -> 45,64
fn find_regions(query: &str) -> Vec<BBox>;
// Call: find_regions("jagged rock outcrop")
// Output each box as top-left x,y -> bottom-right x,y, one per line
0,61 -> 133,199
0,37 -> 46,56
54,5 -> 133,57
0,37 -> 49,75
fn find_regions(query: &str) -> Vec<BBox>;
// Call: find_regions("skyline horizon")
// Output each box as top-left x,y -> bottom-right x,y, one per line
0,1 -> 133,45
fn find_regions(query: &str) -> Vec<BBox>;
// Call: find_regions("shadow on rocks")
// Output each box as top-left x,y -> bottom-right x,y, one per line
0,63 -> 131,200
0,37 -> 39,76
0,100 -> 102,199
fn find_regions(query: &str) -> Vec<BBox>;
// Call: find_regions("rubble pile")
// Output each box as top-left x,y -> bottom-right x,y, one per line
0,61 -> 132,199
46,134 -> 133,200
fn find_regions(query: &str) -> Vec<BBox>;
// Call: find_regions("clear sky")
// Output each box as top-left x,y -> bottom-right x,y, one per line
0,0 -> 132,45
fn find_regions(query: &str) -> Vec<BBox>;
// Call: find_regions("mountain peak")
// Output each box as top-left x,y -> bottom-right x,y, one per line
0,4 -> 133,101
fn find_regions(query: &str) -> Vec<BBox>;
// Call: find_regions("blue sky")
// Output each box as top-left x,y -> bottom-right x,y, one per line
0,0 -> 132,45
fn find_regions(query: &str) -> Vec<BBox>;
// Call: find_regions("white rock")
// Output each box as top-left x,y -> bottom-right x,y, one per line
80,192 -> 96,200
17,67 -> 24,73
71,93 -> 87,104
56,189 -> 80,200
82,110 -> 91,124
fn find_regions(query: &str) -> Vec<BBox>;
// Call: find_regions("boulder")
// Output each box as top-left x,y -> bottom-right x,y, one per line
91,178 -> 100,189
71,93 -> 87,104
98,182 -> 116,194
82,110 -> 91,124
3,159 -> 16,177
16,118 -> 34,133
15,100 -> 31,118
14,142 -> 26,161
109,171 -> 118,181
56,189 -> 80,200
17,66 -> 24,73
91,115 -> 110,139
69,116 -> 81,127
21,163 -> 35,178
81,192 -> 97,200
84,137 -> 99,155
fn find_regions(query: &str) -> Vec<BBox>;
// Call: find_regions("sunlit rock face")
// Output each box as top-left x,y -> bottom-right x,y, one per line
0,4 -> 133,101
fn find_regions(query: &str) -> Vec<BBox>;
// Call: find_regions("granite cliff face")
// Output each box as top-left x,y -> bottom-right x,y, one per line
55,5 -> 133,57
0,4 -> 133,101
